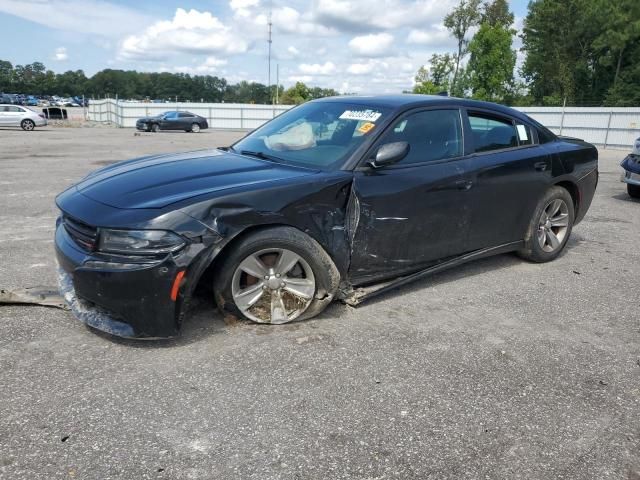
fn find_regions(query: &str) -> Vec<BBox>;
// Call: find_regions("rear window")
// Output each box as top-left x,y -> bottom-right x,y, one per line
468,113 -> 518,152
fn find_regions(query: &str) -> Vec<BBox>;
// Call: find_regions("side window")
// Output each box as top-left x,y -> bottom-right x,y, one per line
179,112 -> 193,118
8,106 -> 22,112
380,109 -> 462,165
468,113 -> 518,152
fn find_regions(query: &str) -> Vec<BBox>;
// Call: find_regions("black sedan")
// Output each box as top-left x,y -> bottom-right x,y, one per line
135,111 -> 208,133
620,137 -> 640,198
55,95 -> 598,338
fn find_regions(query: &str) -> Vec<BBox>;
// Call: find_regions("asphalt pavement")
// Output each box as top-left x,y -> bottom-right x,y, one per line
0,126 -> 638,479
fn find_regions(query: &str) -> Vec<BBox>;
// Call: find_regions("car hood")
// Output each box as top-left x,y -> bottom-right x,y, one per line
137,116 -> 161,122
74,149 -> 318,209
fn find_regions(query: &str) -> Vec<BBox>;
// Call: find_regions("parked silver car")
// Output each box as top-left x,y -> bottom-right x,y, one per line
0,104 -> 47,131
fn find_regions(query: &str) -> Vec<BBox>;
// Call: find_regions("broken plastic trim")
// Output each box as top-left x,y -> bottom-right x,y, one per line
0,286 -> 69,310
343,241 -> 524,306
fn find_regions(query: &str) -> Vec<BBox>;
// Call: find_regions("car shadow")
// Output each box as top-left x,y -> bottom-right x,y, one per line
350,235 -> 585,308
94,235 -> 586,348
611,192 -> 640,203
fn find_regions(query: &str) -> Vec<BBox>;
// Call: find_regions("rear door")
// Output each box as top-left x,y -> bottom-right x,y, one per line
461,109 -> 552,250
348,107 -> 472,284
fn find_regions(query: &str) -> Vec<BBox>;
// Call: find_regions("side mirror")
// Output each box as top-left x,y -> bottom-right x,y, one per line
369,142 -> 410,168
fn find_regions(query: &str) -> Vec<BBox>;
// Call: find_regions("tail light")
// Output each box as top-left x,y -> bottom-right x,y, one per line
39,114 -> 45,119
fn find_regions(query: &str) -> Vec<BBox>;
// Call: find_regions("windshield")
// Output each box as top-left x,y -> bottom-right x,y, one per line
232,101 -> 391,170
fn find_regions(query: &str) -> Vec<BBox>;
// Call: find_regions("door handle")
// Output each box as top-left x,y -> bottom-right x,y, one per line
455,180 -> 473,190
534,161 -> 548,171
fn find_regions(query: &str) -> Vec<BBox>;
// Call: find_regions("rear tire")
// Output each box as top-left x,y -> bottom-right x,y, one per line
191,123 -> 200,133
627,184 -> 640,198
213,227 -> 340,324
151,123 -> 160,133
21,119 -> 35,131
518,186 -> 574,263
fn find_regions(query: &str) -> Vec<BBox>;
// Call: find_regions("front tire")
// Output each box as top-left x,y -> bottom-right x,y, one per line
151,123 -> 160,133
213,227 -> 340,324
518,186 -> 574,263
21,119 -> 35,131
627,184 -> 640,198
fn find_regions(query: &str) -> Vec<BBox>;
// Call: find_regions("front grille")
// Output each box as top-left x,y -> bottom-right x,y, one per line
63,215 -> 98,251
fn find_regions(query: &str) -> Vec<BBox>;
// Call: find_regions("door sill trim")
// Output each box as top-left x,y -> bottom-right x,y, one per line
342,240 -> 524,306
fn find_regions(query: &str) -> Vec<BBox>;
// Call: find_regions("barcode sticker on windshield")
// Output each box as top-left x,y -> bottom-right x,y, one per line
516,124 -> 529,141
339,110 -> 382,122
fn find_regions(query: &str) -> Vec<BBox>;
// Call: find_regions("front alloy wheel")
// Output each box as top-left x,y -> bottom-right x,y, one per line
231,248 -> 315,324
213,226 -> 340,325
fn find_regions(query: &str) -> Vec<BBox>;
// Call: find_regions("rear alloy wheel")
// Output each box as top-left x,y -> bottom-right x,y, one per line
151,123 -> 160,133
21,119 -> 35,131
518,186 -> 574,263
191,123 -> 200,133
627,184 -> 640,198
213,226 -> 340,324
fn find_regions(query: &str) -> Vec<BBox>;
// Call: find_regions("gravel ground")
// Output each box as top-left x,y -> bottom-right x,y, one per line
0,126 -> 639,480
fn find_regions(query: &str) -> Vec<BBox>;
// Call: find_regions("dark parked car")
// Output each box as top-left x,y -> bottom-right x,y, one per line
55,95 -> 598,338
620,137 -> 640,198
136,111 -> 208,133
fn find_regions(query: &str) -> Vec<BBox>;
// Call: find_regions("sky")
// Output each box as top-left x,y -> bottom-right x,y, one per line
0,0 -> 529,94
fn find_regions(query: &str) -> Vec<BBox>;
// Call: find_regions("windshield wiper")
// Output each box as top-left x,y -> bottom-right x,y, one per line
239,150 -> 285,163
217,146 -> 235,152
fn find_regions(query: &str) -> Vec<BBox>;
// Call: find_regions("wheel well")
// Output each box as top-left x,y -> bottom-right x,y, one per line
554,181 -> 579,213
194,223 -> 291,293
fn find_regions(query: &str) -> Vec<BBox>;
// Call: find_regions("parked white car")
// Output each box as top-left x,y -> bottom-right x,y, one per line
0,104 -> 47,131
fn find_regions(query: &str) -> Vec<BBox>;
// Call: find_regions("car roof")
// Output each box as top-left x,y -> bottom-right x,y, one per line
312,94 -> 533,123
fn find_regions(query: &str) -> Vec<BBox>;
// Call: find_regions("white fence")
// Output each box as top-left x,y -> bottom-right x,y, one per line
88,99 -> 640,149
517,107 -> 640,149
88,99 -> 292,130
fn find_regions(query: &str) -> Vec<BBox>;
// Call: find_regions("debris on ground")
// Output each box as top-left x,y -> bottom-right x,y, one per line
0,287 -> 68,310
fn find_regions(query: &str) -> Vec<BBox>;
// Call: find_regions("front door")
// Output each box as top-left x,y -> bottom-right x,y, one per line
348,108 -> 471,285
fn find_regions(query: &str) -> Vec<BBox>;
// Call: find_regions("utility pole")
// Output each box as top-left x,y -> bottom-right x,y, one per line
275,64 -> 279,105
267,8 -> 273,104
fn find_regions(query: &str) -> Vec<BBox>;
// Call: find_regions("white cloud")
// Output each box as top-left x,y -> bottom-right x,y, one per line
407,25 -> 453,46
254,6 -> 336,36
119,8 -> 248,61
53,47 -> 68,61
349,33 -> 394,57
288,75 -> 314,83
0,0 -> 151,37
288,46 -> 300,57
299,61 -> 337,75
313,0 -> 456,32
230,0 -> 260,18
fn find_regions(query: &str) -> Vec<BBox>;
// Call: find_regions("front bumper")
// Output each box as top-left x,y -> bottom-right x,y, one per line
621,170 -> 640,186
55,222 -> 186,338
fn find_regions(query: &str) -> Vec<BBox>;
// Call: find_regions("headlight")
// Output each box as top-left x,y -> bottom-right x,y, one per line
98,229 -> 186,255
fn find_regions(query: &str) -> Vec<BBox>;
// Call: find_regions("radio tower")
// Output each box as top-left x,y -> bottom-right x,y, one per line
267,8 -> 273,104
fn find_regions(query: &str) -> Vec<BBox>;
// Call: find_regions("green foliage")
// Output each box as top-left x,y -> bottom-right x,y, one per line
521,0 -> 640,106
467,22 -> 516,102
444,0 -> 482,92
413,54 -> 456,95
280,82 -> 337,105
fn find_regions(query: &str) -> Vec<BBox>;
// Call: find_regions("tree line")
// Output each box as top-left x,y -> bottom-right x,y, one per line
413,0 -> 640,106
0,60 -> 337,105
